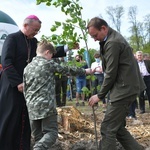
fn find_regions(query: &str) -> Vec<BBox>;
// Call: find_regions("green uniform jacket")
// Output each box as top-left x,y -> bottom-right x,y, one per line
97,27 -> 146,102
23,56 -> 85,120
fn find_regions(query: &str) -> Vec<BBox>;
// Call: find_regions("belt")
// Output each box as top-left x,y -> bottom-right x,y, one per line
144,75 -> 150,78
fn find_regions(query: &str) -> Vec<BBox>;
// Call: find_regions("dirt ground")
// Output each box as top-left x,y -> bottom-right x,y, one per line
31,101 -> 150,150
48,100 -> 150,150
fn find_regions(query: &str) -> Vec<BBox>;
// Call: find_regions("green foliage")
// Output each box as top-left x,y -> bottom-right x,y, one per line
87,49 -> 98,65
36,0 -> 89,51
81,86 -> 91,98
97,85 -> 101,91
36,0 -> 52,6
143,42 -> 150,53
86,74 -> 96,82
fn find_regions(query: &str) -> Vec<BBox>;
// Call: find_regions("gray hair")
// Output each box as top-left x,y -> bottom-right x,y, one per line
23,18 -> 42,25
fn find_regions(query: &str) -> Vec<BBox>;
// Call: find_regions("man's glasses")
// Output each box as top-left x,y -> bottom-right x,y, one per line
30,26 -> 40,34
91,27 -> 102,39
91,33 -> 98,39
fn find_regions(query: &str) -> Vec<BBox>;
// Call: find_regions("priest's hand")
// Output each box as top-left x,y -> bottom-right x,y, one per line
17,83 -> 23,93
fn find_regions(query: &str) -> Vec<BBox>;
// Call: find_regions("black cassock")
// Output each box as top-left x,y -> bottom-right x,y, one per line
0,30 -> 66,150
0,31 -> 36,150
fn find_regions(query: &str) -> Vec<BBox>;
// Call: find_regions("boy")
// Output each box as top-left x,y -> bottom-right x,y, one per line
23,40 -> 91,150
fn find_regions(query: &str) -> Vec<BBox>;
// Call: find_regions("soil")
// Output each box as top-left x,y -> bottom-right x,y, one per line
50,103 -> 150,150
31,102 -> 150,150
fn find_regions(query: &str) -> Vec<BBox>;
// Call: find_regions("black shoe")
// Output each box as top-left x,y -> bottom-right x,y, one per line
76,102 -> 80,107
81,102 -> 85,106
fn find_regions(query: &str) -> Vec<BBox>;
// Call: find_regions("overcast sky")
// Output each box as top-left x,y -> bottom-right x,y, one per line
0,0 -> 149,49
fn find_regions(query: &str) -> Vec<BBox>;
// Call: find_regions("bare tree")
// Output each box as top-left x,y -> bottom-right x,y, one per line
128,6 -> 141,50
143,14 -> 150,44
106,6 -> 124,33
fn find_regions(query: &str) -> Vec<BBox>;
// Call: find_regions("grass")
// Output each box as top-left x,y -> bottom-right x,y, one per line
66,98 -> 105,115
65,98 -> 150,115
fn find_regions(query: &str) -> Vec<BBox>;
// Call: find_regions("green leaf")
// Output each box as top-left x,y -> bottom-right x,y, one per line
51,35 -> 57,40
86,75 -> 91,80
51,26 -> 56,32
55,21 -> 61,26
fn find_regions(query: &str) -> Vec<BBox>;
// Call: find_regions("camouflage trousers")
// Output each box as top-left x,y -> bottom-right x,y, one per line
99,95 -> 143,150
31,113 -> 58,150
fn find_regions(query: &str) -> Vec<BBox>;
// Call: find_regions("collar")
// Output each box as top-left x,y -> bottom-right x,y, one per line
103,36 -> 107,41
137,60 -> 144,63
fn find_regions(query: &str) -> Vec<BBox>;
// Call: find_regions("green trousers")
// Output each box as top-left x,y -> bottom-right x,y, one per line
99,95 -> 143,150
31,113 -> 58,150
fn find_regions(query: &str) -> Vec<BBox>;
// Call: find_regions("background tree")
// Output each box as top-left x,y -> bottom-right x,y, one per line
105,6 -> 124,33
142,14 -> 150,53
144,14 -> 150,44
128,6 -> 141,51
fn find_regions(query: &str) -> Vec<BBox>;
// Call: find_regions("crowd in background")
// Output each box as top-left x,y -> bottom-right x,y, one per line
127,51 -> 150,119
54,51 -> 150,119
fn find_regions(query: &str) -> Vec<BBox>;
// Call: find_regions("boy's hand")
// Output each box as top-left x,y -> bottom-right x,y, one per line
85,68 -> 92,74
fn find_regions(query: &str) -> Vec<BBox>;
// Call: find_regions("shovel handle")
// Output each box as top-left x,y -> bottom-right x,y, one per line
92,106 -> 99,150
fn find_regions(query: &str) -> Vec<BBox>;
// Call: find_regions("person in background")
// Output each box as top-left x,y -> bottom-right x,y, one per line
127,51 -> 138,119
87,17 -> 145,150
91,52 -> 106,110
136,51 -> 150,113
143,53 -> 150,60
0,15 -> 78,150
67,75 -> 75,101
127,98 -> 137,119
53,58 -> 62,107
59,57 -> 68,106
54,57 -> 69,107
75,54 -> 88,106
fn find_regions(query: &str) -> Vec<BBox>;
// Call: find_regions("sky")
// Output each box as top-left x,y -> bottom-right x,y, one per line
0,0 -> 149,50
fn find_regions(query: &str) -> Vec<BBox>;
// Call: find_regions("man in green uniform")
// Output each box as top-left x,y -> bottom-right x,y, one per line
87,17 -> 145,150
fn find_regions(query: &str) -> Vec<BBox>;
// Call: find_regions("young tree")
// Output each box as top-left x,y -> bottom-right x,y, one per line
36,0 -> 89,52
36,0 -> 96,99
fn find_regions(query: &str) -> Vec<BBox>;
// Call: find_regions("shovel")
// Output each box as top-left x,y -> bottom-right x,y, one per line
92,106 -> 99,150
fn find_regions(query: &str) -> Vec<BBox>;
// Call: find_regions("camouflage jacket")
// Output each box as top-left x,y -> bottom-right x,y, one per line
23,56 -> 85,120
